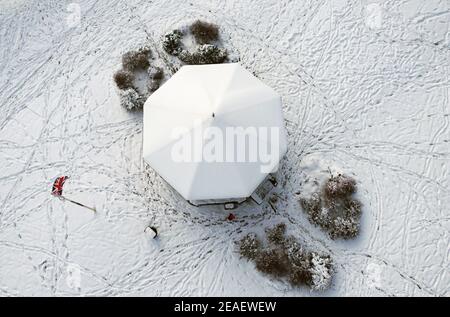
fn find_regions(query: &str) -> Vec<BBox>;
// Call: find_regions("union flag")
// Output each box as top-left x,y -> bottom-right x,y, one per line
51,176 -> 69,196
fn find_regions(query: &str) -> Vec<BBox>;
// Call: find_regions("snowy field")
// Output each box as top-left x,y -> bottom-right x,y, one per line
0,0 -> 449,296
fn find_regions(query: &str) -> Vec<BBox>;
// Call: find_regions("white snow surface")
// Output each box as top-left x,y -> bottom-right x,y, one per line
0,0 -> 449,296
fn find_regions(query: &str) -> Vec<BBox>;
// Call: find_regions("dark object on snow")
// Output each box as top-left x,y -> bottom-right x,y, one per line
226,213 -> 236,221
269,176 -> 278,187
113,69 -> 134,90
145,226 -> 158,238
190,20 -> 220,44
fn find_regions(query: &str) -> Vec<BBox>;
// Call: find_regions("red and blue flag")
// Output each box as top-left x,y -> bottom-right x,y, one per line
51,176 -> 69,196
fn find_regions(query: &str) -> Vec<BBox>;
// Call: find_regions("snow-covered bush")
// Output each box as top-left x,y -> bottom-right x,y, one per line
179,44 -> 227,65
190,20 -> 219,44
238,233 -> 261,260
284,237 -> 313,286
122,48 -> 151,71
177,50 -> 191,63
330,217 -> 359,239
147,67 -> 164,92
237,223 -> 334,291
289,260 -> 313,286
323,174 -> 356,198
119,88 -> 145,110
300,174 -> 362,240
148,80 -> 160,93
300,192 -> 321,214
344,197 -> 362,217
113,69 -> 134,90
309,253 -> 333,291
300,193 -> 330,228
162,21 -> 233,66
114,46 -> 155,110
162,29 -> 183,56
265,222 -> 286,245
149,66 -> 164,80
283,236 -> 304,263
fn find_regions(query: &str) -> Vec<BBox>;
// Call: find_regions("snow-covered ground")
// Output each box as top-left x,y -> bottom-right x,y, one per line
0,0 -> 449,296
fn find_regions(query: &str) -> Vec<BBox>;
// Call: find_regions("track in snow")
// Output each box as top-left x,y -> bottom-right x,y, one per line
0,0 -> 448,296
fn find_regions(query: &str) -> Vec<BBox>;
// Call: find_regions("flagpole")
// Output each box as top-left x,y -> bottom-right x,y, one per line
61,196 -> 96,212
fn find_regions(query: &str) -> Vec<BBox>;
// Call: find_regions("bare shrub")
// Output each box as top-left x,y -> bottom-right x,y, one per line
113,69 -> 134,90
163,22 -> 232,65
162,29 -> 183,56
283,237 -> 308,267
344,198 -> 362,218
119,88 -> 144,110
147,67 -> 164,93
190,20 -> 219,44
255,248 -> 289,277
237,224 -> 334,291
149,67 -> 164,80
300,173 -> 362,240
300,192 -> 321,214
265,223 -> 286,245
179,45 -> 227,65
238,233 -> 261,260
283,237 -> 313,286
148,80 -> 160,93
114,46 -> 152,110
323,174 -> 356,199
290,261 -> 313,286
300,193 -> 331,228
122,49 -> 150,71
